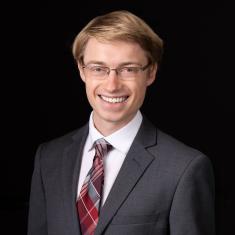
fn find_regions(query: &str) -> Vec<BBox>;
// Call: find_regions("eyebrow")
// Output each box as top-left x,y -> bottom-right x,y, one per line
84,61 -> 143,67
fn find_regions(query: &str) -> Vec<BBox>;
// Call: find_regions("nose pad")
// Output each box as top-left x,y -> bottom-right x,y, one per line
107,69 -> 120,80
109,68 -> 119,76
105,69 -> 121,91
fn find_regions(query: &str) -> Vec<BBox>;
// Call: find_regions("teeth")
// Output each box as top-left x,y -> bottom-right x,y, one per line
100,95 -> 127,103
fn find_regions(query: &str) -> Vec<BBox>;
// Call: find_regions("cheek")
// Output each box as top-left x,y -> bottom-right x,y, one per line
84,81 -> 94,101
131,83 -> 148,104
84,80 -> 101,101
85,80 -> 96,93
134,80 -> 148,96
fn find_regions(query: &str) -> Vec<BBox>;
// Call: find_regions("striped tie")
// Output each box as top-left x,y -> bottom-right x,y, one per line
77,138 -> 112,235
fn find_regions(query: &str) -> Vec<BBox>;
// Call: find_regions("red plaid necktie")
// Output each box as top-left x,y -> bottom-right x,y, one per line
77,138 -> 112,235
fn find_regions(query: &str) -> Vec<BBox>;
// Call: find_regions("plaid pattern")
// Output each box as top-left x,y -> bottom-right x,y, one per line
77,138 -> 112,235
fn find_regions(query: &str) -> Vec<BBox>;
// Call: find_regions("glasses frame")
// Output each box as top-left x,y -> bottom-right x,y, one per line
82,62 -> 151,80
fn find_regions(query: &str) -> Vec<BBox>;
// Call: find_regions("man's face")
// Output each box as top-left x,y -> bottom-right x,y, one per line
78,38 -> 157,135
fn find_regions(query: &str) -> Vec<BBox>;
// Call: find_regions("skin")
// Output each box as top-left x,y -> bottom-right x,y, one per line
78,37 -> 157,136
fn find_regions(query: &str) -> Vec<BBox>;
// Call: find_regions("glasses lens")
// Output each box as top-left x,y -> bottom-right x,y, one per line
87,66 -> 108,77
119,67 -> 141,79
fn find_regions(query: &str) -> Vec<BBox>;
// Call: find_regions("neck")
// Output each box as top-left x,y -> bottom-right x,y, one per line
93,114 -> 136,137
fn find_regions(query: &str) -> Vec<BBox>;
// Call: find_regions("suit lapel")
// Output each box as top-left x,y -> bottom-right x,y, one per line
95,117 -> 157,235
61,124 -> 89,235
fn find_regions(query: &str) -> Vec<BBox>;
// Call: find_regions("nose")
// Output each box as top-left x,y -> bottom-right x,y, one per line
104,70 -> 121,91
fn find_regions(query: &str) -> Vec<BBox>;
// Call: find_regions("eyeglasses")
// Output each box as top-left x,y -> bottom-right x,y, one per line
82,63 -> 151,80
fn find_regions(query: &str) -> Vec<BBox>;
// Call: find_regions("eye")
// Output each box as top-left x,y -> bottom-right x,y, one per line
90,66 -> 106,72
121,67 -> 139,73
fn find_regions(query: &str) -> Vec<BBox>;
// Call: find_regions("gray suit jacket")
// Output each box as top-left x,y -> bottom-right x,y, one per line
28,117 -> 215,235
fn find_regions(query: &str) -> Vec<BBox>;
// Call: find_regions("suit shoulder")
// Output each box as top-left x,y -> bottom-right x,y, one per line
155,129 -> 210,164
148,129 -> 213,181
37,124 -> 88,158
141,116 -> 209,163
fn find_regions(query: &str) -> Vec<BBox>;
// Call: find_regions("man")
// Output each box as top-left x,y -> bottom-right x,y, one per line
28,10 -> 215,235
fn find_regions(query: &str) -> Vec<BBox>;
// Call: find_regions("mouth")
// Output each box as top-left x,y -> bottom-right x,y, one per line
99,95 -> 129,104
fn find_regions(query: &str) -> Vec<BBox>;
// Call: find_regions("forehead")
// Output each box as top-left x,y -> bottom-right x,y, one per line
83,38 -> 148,65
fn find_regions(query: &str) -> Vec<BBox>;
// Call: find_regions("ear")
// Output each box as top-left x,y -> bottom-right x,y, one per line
146,63 -> 158,86
77,62 -> 86,82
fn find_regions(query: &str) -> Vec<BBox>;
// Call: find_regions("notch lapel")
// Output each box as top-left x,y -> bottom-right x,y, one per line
95,117 -> 157,235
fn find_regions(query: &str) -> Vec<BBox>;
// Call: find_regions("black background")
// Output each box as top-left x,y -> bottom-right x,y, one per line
1,1 -> 234,234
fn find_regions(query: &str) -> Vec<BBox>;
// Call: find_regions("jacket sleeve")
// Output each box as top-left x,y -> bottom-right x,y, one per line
27,144 -> 48,235
169,154 -> 215,235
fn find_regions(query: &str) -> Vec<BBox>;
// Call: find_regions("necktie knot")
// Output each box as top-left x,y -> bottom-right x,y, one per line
94,138 -> 112,161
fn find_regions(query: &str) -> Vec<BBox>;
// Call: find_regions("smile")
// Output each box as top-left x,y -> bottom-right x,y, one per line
99,95 -> 128,103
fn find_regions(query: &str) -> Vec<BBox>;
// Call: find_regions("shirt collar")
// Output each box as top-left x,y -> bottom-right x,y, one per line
88,111 -> 143,154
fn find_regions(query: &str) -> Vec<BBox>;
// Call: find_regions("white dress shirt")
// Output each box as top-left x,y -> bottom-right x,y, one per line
77,111 -> 143,205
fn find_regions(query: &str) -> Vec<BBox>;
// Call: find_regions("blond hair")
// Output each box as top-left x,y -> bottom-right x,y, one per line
72,10 -> 163,65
